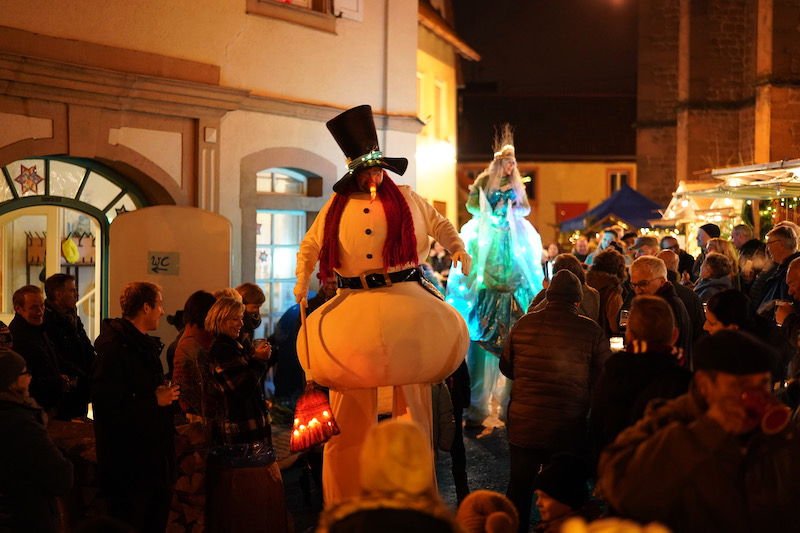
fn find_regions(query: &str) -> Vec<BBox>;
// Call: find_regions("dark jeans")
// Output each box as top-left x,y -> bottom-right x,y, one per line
107,483 -> 172,533
507,444 -> 551,533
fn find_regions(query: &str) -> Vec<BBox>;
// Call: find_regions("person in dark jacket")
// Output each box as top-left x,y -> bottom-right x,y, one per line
597,331 -> 800,533
10,285 -> 73,418
690,223 -> 720,282
732,223 -> 767,292
0,349 -> 73,533
659,235 -> 695,278
630,256 -> 694,368
500,270 -> 611,532
657,250 -> 705,345
92,281 -> 179,533
590,296 -> 691,460
752,224 -> 800,322
44,273 -> 95,418
529,254 -> 600,323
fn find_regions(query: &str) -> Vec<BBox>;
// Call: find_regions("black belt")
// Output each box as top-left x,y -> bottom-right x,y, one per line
337,267 -> 421,289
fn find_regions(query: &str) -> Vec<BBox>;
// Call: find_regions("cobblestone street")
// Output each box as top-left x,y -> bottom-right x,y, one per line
283,424 -> 539,532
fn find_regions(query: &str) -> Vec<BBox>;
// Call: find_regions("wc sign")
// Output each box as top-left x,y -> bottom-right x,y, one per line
148,251 -> 180,276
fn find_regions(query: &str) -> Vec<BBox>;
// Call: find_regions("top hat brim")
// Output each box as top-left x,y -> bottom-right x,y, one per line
333,157 -> 408,194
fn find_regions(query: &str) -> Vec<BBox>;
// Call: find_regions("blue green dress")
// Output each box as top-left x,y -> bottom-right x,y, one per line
446,178 -> 544,355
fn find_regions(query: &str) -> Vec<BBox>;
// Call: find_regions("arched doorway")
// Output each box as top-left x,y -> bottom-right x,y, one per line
0,156 -> 146,339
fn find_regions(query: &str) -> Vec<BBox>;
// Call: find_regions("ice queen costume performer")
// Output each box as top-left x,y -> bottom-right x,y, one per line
446,126 -> 544,427
293,105 -> 472,505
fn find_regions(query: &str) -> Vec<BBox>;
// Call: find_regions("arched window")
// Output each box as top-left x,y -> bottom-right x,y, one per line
0,157 -> 145,338
253,168 -> 308,335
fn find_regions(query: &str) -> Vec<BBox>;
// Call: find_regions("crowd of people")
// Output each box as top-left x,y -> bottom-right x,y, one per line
0,279 -> 295,532
3,105 -> 800,533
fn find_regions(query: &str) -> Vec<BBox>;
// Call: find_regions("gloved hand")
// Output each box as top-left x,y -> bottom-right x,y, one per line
293,281 -> 308,304
452,250 -> 472,276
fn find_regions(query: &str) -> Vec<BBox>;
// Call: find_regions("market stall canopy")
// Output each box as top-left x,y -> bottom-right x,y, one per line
559,183 -> 663,232
684,159 -> 800,200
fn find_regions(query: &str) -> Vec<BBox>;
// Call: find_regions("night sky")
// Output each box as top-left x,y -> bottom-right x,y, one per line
453,0 -> 639,161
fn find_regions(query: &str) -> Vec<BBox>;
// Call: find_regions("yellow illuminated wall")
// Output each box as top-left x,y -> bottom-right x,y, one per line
416,25 -> 459,224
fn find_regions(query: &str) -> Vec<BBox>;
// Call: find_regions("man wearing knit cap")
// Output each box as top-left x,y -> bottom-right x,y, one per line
501,270 -> 610,532
0,350 -> 73,532
598,330 -> 800,533
691,223 -> 720,281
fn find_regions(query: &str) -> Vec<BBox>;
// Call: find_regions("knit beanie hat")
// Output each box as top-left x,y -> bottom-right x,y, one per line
694,330 -> 775,375
456,490 -> 519,533
546,270 -> 582,303
0,349 -> 26,391
699,223 -> 721,239
533,453 -> 591,510
359,419 -> 434,496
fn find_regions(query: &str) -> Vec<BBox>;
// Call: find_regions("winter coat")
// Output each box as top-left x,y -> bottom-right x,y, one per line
653,282 -> 693,367
589,347 -> 691,455
667,271 -> 705,345
0,393 -> 73,533
207,334 -> 271,446
693,275 -> 733,303
585,270 -> 624,338
9,315 -> 65,414
91,318 -> 175,493
500,301 -> 611,451
43,301 -> 95,418
597,392 -> 800,533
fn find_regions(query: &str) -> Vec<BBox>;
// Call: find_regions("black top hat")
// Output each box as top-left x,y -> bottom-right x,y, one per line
326,105 -> 408,194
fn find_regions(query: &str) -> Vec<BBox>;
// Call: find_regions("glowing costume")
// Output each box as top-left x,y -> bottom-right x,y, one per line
446,134 -> 544,426
294,105 -> 470,504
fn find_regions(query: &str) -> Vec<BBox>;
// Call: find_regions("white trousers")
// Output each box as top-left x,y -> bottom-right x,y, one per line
322,384 -> 433,505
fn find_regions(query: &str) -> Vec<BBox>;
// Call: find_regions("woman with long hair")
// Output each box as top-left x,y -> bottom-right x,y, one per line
446,125 -> 544,428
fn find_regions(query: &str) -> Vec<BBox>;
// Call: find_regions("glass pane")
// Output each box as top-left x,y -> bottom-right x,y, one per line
0,176 -> 12,202
1,214 -> 47,315
273,247 -> 297,279
255,246 -> 273,280
274,175 -> 305,194
271,282 -> 294,322
49,160 -> 85,198
256,212 -> 272,245
79,172 -> 121,211
6,159 -> 46,197
272,213 -> 303,245
256,172 -> 273,193
106,194 -> 137,223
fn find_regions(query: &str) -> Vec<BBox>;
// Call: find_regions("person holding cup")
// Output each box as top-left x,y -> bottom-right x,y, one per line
597,330 -> 800,533
92,281 -> 179,533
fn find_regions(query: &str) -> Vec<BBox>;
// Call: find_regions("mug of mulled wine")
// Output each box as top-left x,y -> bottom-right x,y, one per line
740,389 -> 792,435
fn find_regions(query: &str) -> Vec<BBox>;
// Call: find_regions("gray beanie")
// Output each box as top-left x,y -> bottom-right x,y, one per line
546,270 -> 583,303
0,350 -> 26,391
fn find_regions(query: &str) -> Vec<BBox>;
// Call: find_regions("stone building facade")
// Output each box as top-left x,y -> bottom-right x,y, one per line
637,0 -> 800,205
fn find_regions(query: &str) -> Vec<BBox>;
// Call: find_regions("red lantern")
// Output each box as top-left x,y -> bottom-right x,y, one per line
289,301 -> 340,453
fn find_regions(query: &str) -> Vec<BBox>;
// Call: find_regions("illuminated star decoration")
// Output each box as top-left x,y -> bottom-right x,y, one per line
258,251 -> 269,262
14,164 -> 44,194
115,205 -> 129,216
